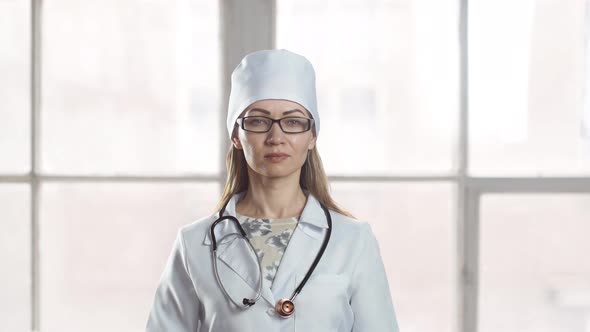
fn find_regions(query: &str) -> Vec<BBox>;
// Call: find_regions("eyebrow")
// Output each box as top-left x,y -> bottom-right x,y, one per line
247,108 -> 306,116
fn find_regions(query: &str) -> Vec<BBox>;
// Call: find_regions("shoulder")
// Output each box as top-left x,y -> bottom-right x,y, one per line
328,209 -> 370,228
174,212 -> 218,245
327,209 -> 374,243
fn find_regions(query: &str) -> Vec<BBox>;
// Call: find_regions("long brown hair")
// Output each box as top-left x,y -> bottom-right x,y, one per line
214,128 -> 355,219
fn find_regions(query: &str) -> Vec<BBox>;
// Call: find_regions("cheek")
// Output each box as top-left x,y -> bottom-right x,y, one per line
292,134 -> 312,147
290,137 -> 312,158
241,142 -> 256,159
238,136 -> 262,161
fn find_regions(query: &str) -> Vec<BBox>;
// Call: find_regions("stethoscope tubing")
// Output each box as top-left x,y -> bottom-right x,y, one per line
211,231 -> 263,307
209,197 -> 332,313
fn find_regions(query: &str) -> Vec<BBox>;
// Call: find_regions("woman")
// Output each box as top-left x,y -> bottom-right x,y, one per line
146,49 -> 400,331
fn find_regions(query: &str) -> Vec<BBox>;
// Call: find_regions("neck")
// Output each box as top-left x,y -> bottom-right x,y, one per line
236,167 -> 307,219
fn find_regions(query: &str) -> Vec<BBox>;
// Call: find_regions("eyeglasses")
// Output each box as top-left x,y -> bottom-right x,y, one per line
236,116 -> 314,134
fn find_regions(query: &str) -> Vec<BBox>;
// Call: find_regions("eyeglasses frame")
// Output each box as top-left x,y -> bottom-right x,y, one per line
236,115 -> 315,134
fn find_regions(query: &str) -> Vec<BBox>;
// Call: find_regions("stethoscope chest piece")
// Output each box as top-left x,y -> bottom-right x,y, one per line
276,299 -> 295,318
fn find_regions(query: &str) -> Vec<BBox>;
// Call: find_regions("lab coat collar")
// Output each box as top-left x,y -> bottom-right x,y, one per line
202,190 -> 328,246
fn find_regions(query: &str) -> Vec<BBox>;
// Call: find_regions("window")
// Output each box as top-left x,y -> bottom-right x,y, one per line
0,185 -> 30,331
0,0 -> 30,173
479,194 -> 590,332
1,0 -> 589,331
469,0 -> 590,176
277,0 -> 460,176
39,182 -> 219,331
41,0 -> 221,175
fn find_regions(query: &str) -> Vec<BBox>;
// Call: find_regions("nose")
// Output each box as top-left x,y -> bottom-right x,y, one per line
265,120 -> 285,144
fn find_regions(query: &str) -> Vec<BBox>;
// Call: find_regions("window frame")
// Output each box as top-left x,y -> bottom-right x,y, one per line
0,0 -> 588,331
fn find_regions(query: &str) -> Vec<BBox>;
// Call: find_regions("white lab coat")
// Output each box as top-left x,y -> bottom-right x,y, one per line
146,191 -> 400,332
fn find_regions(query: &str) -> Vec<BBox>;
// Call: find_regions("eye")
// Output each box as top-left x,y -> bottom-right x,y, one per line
245,117 -> 269,126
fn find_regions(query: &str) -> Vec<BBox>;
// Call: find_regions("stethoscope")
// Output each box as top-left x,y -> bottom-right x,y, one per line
209,198 -> 332,318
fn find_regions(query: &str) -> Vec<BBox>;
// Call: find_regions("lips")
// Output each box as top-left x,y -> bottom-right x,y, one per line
265,153 -> 290,157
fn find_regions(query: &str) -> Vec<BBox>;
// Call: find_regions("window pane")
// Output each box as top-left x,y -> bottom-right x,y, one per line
0,184 -> 30,331
331,182 -> 457,332
41,1 -> 220,175
277,0 -> 460,175
39,182 -> 219,331
0,1 -> 30,174
480,194 -> 590,332
469,0 -> 590,176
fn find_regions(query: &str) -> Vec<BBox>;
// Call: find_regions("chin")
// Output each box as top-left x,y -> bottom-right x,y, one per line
257,165 -> 300,178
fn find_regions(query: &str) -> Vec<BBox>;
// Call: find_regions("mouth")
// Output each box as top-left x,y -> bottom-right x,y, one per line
264,153 -> 290,158
264,153 -> 290,162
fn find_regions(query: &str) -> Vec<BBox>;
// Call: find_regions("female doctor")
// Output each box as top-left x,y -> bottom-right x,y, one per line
146,49 -> 400,332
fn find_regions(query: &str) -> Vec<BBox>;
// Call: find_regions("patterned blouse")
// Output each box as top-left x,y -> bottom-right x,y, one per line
235,212 -> 300,287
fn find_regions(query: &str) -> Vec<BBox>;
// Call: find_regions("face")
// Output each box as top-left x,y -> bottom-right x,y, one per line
231,99 -> 317,179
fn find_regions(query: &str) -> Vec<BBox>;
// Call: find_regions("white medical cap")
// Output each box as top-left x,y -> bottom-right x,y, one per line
226,49 -> 319,139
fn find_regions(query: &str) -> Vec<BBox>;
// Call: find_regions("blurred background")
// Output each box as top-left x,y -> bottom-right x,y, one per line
1,0 -> 590,331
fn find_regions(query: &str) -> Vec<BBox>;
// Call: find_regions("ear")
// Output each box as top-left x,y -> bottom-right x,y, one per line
308,132 -> 317,151
231,132 -> 243,150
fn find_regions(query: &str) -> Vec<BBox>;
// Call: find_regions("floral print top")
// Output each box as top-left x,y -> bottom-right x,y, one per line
235,212 -> 300,287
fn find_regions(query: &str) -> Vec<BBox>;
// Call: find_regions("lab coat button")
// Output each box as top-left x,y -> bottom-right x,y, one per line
266,308 -> 276,316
